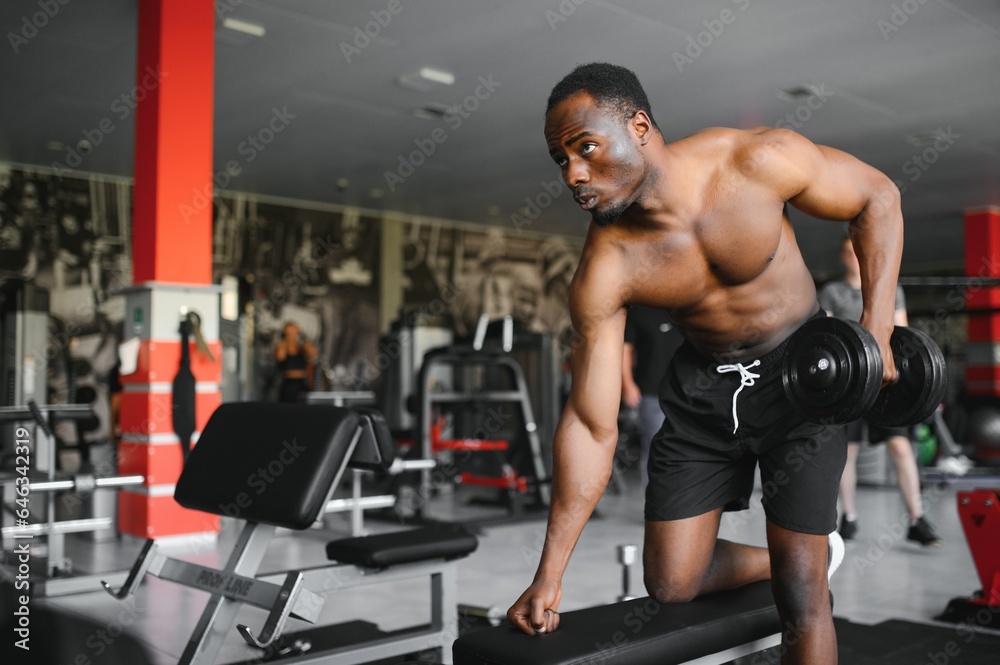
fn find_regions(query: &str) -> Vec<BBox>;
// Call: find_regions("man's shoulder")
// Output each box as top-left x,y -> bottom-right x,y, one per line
569,240 -> 628,322
677,126 -> 802,148
676,127 -> 811,187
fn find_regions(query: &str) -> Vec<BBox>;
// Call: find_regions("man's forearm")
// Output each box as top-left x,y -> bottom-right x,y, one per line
534,417 -> 617,582
622,344 -> 636,389
851,187 -> 903,329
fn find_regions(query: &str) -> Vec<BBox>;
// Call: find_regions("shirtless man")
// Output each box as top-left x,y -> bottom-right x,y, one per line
507,63 -> 902,664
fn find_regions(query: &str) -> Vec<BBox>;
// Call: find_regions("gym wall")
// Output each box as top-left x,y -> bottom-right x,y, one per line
0,162 -> 582,423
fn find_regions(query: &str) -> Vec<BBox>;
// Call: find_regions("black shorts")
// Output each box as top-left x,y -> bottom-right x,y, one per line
645,312 -> 847,535
845,420 -> 911,444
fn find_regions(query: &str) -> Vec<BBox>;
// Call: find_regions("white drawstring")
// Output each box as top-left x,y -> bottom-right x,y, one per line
715,360 -> 762,434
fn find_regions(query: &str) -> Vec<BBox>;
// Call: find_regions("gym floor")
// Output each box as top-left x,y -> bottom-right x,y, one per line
34,456 -> 993,665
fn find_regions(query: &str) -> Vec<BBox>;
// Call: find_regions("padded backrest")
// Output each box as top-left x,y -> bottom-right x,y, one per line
349,407 -> 397,472
175,403 -> 360,529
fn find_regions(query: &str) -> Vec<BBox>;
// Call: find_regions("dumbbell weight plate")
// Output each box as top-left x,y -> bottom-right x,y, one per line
782,317 -> 883,424
866,326 -> 947,428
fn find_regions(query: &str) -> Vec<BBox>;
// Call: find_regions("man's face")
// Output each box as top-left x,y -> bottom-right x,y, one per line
544,92 -> 643,228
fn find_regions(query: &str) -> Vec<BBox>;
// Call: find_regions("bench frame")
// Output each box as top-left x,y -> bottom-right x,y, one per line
103,409 -> 464,665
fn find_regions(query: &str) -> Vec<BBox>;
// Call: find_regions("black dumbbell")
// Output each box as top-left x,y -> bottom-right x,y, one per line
781,317 -> 947,427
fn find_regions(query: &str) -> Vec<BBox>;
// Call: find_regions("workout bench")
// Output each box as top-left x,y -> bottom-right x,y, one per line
103,402 -> 478,665
453,581 -> 782,665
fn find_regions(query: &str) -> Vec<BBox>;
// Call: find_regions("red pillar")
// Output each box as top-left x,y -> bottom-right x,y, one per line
132,0 -> 214,284
964,207 -> 1000,397
118,0 -> 221,539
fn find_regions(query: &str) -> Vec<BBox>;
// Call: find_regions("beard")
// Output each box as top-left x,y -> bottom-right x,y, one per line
591,200 -> 628,228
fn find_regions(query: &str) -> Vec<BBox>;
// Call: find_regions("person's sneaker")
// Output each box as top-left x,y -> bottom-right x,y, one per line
827,531 -> 845,581
838,515 -> 858,541
907,516 -> 942,547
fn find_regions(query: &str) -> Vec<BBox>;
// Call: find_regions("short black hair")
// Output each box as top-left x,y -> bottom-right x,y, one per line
546,62 -> 659,130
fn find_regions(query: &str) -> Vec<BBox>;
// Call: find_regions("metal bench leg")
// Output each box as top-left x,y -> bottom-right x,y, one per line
178,522 -> 276,665
432,565 -> 457,665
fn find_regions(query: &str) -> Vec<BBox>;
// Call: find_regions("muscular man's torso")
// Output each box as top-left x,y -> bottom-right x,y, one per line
576,128 -> 819,361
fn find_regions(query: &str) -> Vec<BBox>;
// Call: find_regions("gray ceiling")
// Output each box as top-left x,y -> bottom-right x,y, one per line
2,0 -> 999,277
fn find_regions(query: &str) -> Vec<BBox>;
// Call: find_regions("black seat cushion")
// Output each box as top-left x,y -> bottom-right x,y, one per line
326,527 -> 478,568
452,580 -> 780,665
175,403 -> 360,530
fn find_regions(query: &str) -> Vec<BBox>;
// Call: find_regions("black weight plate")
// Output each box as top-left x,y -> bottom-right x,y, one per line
782,317 -> 883,424
867,326 -> 947,427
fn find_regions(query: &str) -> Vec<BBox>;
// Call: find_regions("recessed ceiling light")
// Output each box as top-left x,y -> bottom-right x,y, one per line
398,67 -> 456,92
776,85 -> 817,101
905,130 -> 946,147
418,68 -> 454,86
412,104 -> 451,121
222,18 -> 265,37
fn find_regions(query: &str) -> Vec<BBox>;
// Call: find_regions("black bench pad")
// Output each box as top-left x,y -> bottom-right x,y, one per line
452,580 -> 780,665
326,527 -> 478,568
175,403 -> 361,530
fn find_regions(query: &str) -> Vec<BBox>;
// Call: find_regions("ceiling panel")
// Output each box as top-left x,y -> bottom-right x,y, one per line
1,0 -> 998,273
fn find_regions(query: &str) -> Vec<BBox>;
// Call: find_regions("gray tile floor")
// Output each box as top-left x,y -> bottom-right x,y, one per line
27,461 -> 997,664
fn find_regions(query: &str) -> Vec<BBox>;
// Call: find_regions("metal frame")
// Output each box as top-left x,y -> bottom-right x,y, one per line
418,345 -> 551,514
0,404 -> 144,597
255,559 -> 460,665
103,421 -> 463,665
680,632 -> 782,664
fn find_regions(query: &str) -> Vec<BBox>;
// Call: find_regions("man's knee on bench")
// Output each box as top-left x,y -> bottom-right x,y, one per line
643,560 -> 705,604
644,569 -> 705,603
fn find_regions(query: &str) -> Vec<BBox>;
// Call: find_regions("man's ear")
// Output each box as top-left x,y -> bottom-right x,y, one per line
631,111 -> 653,145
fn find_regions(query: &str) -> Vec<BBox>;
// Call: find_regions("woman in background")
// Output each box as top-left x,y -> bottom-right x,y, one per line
274,321 -> 317,403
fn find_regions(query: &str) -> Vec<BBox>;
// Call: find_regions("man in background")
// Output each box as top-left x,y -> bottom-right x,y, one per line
818,236 -> 941,546
621,305 -> 683,490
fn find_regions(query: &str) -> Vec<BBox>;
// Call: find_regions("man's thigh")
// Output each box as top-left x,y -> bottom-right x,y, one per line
643,508 -> 723,590
757,423 -> 847,536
